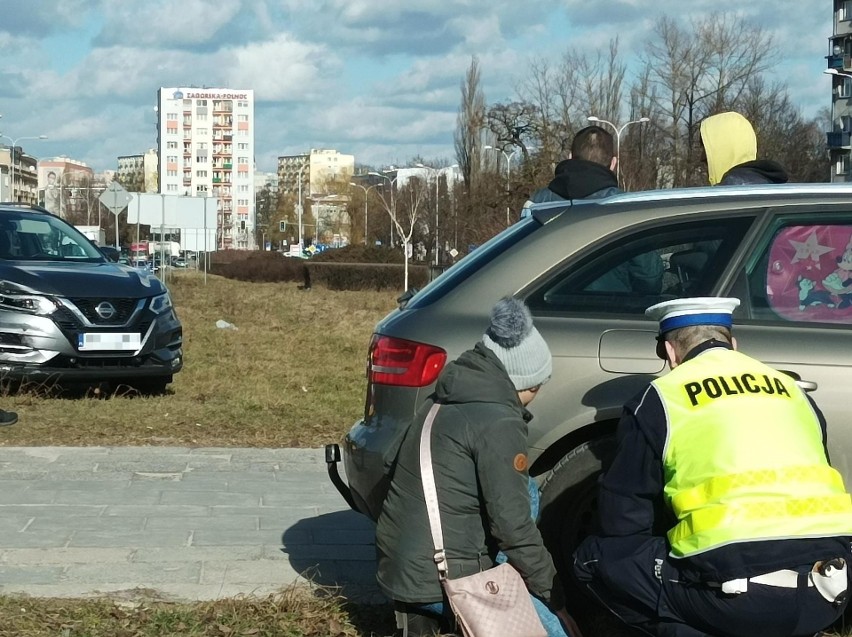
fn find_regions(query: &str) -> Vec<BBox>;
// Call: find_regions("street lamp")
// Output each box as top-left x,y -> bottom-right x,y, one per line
296,161 -> 308,251
349,181 -> 379,245
586,115 -> 649,188
0,134 -> 47,202
484,145 -> 519,226
369,171 -> 398,246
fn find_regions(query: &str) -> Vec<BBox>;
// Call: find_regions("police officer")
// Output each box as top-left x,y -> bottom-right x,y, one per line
573,297 -> 852,637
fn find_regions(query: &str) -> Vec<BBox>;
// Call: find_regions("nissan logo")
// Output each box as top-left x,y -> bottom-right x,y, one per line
95,302 -> 117,320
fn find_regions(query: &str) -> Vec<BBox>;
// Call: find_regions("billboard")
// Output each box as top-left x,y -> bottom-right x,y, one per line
38,166 -> 63,215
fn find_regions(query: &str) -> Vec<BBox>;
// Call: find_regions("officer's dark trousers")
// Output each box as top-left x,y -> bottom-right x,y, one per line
573,535 -> 849,637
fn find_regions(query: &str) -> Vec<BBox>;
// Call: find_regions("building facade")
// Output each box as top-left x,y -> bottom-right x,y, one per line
1,145 -> 41,204
37,157 -> 95,220
157,87 -> 256,249
827,1 -> 852,181
117,150 -> 158,193
277,149 -> 354,247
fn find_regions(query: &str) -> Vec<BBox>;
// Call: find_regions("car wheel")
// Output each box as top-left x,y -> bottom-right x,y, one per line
538,436 -> 615,602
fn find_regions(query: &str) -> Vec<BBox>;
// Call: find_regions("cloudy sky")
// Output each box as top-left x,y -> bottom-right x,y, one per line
0,1 -> 832,175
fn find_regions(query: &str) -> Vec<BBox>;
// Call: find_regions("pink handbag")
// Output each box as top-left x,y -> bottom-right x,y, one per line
419,404 -> 548,637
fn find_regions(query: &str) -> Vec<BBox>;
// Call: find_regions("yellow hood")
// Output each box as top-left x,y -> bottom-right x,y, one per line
699,112 -> 757,186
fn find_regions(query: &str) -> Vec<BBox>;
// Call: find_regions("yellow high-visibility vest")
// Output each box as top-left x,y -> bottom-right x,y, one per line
652,347 -> 852,557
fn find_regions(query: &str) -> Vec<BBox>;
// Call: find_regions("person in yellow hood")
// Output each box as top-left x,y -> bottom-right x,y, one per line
699,111 -> 788,186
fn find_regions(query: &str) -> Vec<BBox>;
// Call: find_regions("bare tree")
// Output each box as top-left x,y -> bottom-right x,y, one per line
637,13 -> 775,185
454,56 -> 486,191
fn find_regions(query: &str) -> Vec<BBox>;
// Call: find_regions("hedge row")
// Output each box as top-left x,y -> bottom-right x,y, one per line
310,244 -> 404,264
304,262 -> 429,291
208,251 -> 429,290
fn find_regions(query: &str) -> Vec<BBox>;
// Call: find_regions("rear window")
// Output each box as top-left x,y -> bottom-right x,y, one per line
405,214 -> 543,309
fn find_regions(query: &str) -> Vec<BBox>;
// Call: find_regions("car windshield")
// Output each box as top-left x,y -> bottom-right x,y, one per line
0,211 -> 105,262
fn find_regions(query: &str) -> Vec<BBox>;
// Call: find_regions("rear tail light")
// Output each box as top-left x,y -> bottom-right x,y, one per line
367,334 -> 447,387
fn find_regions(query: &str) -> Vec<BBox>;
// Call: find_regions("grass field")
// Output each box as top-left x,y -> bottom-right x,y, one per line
0,271 -> 398,448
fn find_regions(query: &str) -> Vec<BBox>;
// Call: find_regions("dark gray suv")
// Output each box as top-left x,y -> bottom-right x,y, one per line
327,184 -> 852,578
0,204 -> 183,392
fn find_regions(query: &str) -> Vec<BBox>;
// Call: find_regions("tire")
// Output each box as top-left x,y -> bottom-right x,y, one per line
538,435 -> 615,607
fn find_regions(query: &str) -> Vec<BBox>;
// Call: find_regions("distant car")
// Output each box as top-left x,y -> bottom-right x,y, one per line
173,258 -> 188,268
327,183 -> 852,583
0,203 -> 183,393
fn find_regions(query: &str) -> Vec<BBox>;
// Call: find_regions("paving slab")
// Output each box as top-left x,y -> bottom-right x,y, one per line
0,447 -> 381,603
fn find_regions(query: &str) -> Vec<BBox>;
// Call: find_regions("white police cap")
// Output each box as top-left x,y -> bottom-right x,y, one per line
645,297 -> 741,335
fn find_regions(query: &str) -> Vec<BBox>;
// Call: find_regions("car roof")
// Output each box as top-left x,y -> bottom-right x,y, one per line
526,183 -> 852,215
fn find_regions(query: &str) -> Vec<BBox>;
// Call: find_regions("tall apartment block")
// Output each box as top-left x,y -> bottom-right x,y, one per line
157,87 -> 255,249
828,2 -> 852,181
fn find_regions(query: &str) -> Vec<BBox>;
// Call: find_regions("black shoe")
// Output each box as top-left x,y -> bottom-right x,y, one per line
0,410 -> 18,426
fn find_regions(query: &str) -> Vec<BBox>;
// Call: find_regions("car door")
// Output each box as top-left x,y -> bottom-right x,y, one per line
726,208 -> 852,484
524,212 -> 759,459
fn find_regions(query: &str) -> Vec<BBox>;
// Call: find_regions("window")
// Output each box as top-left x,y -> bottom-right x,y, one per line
167,184 -> 178,192
167,141 -> 178,149
167,169 -> 177,177
745,221 -> 852,325
237,100 -> 248,108
837,155 -> 849,176
197,128 -> 208,136
196,155 -> 208,163
238,114 -> 249,122
196,112 -> 208,121
196,170 -> 208,178
840,78 -> 852,99
526,218 -> 755,315
167,155 -> 177,163
840,1 -> 852,21
238,184 -> 249,193
197,99 -> 207,106
197,142 -> 207,150
237,143 -> 249,150
166,113 -> 178,121
238,157 -> 249,164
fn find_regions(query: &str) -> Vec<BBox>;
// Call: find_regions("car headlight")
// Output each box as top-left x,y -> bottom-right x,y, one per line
0,281 -> 58,316
150,292 -> 173,314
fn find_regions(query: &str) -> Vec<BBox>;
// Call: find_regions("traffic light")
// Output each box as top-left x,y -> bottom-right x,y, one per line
279,220 -> 287,232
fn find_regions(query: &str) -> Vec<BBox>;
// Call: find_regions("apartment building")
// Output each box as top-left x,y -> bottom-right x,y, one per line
1,145 -> 41,204
157,87 -> 255,249
277,149 -> 354,245
117,150 -> 158,193
827,0 -> 852,181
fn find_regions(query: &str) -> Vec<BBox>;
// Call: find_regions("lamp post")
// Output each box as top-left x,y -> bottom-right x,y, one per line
586,115 -> 649,188
349,182 -> 379,245
369,171 -> 398,246
296,161 -> 308,251
484,145 -> 519,226
0,134 -> 47,202
417,163 -> 458,266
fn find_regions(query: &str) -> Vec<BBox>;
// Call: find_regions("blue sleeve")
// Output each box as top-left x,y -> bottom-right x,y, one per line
597,387 -> 666,537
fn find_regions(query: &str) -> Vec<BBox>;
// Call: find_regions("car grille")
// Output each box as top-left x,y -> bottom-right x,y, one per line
66,297 -> 141,324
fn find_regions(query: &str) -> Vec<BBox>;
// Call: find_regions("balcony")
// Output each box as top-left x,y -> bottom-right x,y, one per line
212,178 -> 222,183
829,55 -> 852,71
827,131 -> 852,148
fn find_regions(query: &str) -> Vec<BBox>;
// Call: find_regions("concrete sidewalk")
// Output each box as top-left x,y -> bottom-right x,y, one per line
0,446 -> 382,602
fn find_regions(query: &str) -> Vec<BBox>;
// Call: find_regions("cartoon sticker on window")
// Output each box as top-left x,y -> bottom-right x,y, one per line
766,225 -> 852,323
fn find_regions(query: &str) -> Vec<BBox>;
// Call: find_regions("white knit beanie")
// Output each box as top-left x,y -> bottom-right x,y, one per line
481,297 -> 552,391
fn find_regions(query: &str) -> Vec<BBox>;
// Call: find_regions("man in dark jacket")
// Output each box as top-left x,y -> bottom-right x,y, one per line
524,126 -> 663,294
526,126 -> 620,205
376,297 -> 577,637
700,111 -> 789,185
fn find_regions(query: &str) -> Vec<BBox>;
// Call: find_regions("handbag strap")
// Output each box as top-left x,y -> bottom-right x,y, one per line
419,402 -> 450,581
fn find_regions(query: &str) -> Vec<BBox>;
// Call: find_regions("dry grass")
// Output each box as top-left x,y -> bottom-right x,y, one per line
0,586 -> 396,637
0,271 -> 397,448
